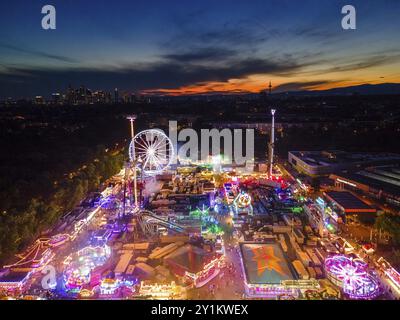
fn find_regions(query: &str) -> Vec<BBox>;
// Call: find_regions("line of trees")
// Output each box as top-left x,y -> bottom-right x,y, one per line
375,212 -> 400,246
0,146 -> 125,264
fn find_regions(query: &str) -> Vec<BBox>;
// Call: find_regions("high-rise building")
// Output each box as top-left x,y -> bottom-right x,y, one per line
34,96 -> 45,105
114,88 -> 119,104
51,93 -> 61,105
66,85 -> 75,104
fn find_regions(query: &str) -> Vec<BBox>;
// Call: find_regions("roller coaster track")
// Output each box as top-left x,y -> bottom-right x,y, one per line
137,210 -> 186,236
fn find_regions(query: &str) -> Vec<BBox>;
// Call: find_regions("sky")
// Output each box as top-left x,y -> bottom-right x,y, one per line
0,0 -> 399,98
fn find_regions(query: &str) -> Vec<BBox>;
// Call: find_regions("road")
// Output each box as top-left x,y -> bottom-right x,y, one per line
187,215 -> 246,300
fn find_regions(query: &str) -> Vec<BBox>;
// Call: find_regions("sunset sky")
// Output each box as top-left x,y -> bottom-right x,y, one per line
0,0 -> 399,98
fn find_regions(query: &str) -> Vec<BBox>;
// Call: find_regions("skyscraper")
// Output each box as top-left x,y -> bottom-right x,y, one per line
114,88 -> 119,104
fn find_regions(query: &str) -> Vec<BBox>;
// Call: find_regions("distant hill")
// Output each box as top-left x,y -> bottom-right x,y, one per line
275,83 -> 400,96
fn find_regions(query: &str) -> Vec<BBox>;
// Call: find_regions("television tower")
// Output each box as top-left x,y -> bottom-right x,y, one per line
268,109 -> 276,178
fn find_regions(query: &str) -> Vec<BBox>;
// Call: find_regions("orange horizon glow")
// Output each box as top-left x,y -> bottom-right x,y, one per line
141,72 -> 400,96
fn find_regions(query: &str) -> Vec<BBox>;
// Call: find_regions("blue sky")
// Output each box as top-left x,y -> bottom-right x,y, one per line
0,0 -> 399,97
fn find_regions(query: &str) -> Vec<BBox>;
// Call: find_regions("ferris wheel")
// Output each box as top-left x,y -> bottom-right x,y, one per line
129,129 -> 174,175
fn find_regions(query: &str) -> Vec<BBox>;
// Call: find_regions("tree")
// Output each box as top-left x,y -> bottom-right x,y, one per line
310,178 -> 321,192
213,174 -> 225,188
375,213 -> 400,245
357,212 -> 376,226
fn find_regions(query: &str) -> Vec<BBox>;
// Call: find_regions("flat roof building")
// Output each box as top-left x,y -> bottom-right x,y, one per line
114,253 -> 133,275
330,165 -> 400,207
324,191 -> 376,215
288,150 -> 400,177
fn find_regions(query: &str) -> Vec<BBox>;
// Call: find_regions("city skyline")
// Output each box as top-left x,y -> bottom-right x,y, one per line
1,0 -> 400,98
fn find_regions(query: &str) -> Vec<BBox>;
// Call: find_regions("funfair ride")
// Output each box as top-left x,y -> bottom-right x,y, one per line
268,109 -> 276,178
233,191 -> 253,216
124,115 -> 139,215
325,255 -> 380,299
124,120 -> 174,215
130,129 -> 174,176
63,245 -> 111,292
137,210 -> 186,237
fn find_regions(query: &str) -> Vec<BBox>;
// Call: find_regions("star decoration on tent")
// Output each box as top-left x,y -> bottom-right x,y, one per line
251,245 -> 285,277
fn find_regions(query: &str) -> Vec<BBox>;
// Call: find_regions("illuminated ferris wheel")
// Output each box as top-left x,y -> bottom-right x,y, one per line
129,129 -> 174,175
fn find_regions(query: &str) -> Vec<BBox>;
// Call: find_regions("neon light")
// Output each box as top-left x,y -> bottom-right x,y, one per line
235,192 -> 252,208
325,255 -> 380,299
48,234 -> 70,247
4,239 -> 55,272
316,197 -> 326,208
337,178 -> 357,187
139,281 -> 186,300
63,245 -> 111,291
100,278 -> 120,295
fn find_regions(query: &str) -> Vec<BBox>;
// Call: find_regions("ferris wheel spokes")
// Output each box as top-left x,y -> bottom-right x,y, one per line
129,129 -> 174,176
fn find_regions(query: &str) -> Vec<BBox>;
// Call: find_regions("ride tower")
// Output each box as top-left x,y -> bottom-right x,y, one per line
268,109 -> 276,178
123,115 -> 138,217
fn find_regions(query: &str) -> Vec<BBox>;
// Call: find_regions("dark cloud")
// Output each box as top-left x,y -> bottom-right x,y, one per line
291,26 -> 337,40
0,56 -> 304,98
273,80 -> 337,93
0,43 -> 78,63
297,53 -> 400,77
163,47 -> 237,63
163,19 -> 269,53
323,54 -> 400,73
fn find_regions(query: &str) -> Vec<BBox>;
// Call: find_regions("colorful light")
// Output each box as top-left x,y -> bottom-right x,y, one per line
100,278 -> 120,295
234,192 -> 252,208
48,234 -> 70,247
139,281 -> 186,300
63,245 -> 111,291
325,255 -> 380,299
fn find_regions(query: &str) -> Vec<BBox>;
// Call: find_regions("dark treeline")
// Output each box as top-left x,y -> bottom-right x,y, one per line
0,104 -> 134,263
275,121 -> 400,157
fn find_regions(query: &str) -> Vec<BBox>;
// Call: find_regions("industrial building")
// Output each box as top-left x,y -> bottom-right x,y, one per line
288,150 -> 400,177
323,191 -> 377,222
330,166 -> 400,207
